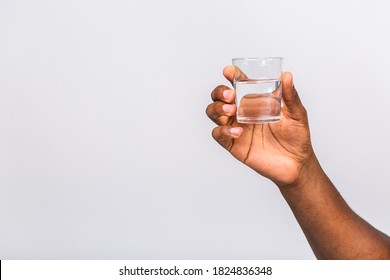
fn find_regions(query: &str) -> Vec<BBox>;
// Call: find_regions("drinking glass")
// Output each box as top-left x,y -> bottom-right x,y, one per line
232,57 -> 283,124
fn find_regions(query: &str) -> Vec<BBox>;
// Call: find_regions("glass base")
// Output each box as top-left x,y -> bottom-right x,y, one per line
237,116 -> 281,124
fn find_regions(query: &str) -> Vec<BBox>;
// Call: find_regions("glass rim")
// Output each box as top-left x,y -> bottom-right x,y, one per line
232,57 -> 283,63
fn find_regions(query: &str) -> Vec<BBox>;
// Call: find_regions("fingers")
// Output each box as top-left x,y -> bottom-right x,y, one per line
212,125 -> 243,149
281,72 -> 307,121
211,85 -> 235,103
206,101 -> 236,125
207,66 -> 244,148
207,85 -> 236,125
223,65 -> 248,86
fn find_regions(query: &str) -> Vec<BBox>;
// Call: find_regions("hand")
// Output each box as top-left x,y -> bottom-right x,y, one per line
206,66 -> 314,188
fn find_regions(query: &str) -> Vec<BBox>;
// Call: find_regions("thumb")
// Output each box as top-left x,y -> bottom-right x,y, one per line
282,72 -> 306,120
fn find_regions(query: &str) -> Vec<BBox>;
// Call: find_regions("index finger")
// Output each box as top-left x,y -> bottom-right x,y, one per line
223,65 -> 248,86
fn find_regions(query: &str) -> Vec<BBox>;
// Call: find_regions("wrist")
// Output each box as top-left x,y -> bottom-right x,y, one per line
276,152 -> 324,191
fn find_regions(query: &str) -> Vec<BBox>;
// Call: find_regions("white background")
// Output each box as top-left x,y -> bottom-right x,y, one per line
0,0 -> 389,259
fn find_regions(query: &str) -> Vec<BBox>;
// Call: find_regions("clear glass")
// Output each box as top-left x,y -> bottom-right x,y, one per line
232,57 -> 283,124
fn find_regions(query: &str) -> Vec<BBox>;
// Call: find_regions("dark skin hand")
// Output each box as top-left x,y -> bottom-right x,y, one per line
206,66 -> 313,187
206,66 -> 390,259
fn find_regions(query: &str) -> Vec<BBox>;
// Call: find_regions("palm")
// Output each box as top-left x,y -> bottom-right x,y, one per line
227,113 -> 312,186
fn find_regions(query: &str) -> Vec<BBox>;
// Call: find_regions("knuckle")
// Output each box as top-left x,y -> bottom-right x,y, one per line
205,103 -> 212,116
207,102 -> 225,119
211,85 -> 228,101
206,103 -> 217,118
211,126 -> 220,139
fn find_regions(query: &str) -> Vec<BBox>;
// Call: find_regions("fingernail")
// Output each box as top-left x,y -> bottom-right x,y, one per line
223,90 -> 232,100
228,127 -> 242,136
222,104 -> 233,113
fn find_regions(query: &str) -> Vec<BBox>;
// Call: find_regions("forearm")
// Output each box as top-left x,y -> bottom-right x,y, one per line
279,155 -> 390,259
